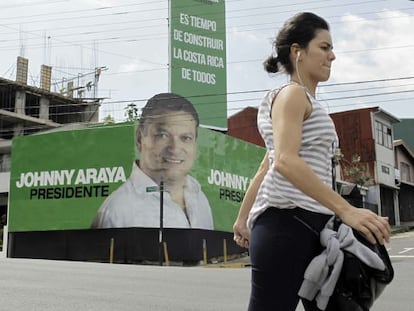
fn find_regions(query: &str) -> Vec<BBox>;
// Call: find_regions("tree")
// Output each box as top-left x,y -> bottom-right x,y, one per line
124,103 -> 139,122
103,114 -> 115,124
342,154 -> 371,187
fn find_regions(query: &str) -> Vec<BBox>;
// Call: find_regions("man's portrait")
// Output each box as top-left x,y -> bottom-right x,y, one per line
91,93 -> 213,229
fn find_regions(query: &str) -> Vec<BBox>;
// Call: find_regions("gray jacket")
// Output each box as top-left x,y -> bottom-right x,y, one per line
298,218 -> 386,310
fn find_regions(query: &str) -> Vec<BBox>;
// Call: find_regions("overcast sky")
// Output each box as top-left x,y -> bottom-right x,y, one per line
0,0 -> 413,122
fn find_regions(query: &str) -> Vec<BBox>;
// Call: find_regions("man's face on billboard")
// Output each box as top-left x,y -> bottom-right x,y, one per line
138,111 -> 197,183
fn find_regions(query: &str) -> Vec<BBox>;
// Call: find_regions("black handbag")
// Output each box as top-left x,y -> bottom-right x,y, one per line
327,148 -> 394,310
324,218 -> 394,311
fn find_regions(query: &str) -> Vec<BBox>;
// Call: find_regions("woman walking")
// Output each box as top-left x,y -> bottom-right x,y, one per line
233,12 -> 391,311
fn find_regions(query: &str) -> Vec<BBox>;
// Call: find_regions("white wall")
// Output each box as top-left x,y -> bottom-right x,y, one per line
0,172 -> 10,193
372,112 -> 397,187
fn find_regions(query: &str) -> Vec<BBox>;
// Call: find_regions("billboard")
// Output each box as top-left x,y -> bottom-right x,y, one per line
8,123 -> 265,233
170,0 -> 227,130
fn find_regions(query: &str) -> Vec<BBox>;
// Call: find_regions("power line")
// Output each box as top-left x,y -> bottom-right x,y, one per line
0,1 -> 411,71
1,83 -> 412,135
2,75 -> 411,112
0,0 -> 413,122
2,7 -> 412,46
0,0 -> 68,10
95,75 -> 414,104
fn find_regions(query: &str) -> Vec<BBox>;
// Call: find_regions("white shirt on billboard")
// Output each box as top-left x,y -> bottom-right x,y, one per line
91,162 -> 214,230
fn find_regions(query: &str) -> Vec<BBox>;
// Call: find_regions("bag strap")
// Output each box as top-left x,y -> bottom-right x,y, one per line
332,143 -> 342,230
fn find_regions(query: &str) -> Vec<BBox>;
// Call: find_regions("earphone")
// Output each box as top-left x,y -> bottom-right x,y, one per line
295,51 -> 306,92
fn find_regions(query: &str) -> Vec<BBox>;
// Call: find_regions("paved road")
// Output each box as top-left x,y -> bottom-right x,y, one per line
1,231 -> 413,311
0,258 -> 251,311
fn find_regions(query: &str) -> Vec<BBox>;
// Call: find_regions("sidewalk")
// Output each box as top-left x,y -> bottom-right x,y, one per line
391,221 -> 414,234
209,223 -> 414,268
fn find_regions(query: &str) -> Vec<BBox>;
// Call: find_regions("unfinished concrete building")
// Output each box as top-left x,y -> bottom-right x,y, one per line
0,56 -> 101,226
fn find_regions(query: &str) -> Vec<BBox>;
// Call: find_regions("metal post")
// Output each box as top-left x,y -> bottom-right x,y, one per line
109,238 -> 114,264
163,242 -> 170,266
223,239 -> 227,264
159,177 -> 164,266
203,239 -> 207,266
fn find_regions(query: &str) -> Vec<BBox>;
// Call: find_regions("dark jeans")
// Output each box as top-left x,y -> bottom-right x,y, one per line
248,207 -> 332,311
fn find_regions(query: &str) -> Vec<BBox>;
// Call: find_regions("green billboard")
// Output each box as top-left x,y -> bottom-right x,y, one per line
8,124 -> 136,232
170,0 -> 227,129
8,123 -> 265,233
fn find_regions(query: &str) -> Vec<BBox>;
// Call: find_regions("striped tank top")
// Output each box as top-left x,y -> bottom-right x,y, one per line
247,85 -> 338,230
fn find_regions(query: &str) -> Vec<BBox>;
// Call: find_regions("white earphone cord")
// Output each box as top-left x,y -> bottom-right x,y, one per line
294,55 -> 314,97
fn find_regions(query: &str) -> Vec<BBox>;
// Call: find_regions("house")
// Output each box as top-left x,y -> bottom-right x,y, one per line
228,105 -> 403,225
227,107 -> 264,147
330,107 -> 400,225
394,139 -> 414,222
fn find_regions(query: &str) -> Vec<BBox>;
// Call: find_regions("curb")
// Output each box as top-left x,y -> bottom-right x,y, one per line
391,225 -> 414,235
203,226 -> 414,268
204,262 -> 251,268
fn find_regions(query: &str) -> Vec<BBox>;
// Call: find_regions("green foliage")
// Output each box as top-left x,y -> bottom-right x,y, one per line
103,114 -> 115,124
342,154 -> 371,186
124,103 -> 139,122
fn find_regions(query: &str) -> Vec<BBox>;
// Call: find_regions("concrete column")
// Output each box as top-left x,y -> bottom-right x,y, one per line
394,189 -> 400,226
82,103 -> 99,123
39,97 -> 50,120
14,90 -> 26,115
376,184 -> 382,216
13,123 -> 24,137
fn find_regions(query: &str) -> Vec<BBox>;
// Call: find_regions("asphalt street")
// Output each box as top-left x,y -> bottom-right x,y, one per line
0,230 -> 413,311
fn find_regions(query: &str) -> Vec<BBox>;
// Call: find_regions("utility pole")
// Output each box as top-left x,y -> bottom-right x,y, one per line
158,176 -> 165,266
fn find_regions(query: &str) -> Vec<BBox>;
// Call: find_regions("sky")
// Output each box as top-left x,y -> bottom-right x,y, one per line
0,0 -> 413,123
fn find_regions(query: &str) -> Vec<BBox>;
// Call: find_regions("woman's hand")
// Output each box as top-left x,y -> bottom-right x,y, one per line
339,206 -> 391,245
233,219 -> 250,249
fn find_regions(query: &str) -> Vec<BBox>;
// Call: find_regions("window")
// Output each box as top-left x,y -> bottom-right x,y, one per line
381,165 -> 390,174
375,121 -> 392,149
400,162 -> 411,183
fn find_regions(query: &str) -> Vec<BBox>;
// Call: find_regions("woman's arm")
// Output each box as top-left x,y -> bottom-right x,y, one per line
233,152 -> 269,248
272,85 -> 390,244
